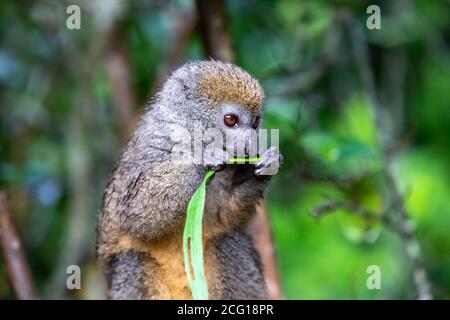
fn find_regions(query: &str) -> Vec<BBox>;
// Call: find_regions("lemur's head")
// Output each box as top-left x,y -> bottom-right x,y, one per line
160,60 -> 265,158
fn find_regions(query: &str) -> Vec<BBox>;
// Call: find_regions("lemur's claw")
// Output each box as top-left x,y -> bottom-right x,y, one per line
254,146 -> 282,176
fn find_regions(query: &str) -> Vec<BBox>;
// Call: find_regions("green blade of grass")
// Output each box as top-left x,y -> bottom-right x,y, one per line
228,157 -> 261,164
183,157 -> 261,300
183,169 -> 215,300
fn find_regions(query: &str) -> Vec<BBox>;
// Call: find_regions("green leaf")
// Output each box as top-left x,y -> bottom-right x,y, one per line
183,169 -> 215,300
183,158 -> 260,300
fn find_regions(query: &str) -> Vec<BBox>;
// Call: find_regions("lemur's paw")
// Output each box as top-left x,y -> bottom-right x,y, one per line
203,148 -> 230,171
254,146 -> 282,176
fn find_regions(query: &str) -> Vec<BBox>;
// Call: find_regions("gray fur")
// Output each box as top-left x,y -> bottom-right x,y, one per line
212,231 -> 267,300
106,250 -> 153,300
97,60 -> 282,299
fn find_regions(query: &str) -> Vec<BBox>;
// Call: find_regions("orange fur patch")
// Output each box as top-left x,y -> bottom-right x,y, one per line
116,226 -> 226,299
197,62 -> 264,114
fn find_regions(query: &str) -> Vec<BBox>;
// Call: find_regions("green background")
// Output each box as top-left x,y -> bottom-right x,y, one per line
0,0 -> 449,299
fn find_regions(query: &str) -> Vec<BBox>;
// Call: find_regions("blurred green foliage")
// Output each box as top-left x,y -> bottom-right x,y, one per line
0,0 -> 449,299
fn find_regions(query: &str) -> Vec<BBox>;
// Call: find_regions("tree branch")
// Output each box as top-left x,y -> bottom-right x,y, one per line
195,0 -> 234,62
0,192 -> 38,300
312,198 -> 402,235
247,202 -> 284,299
346,13 -> 433,300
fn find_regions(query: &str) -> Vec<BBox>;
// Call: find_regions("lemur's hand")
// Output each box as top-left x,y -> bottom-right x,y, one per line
254,146 -> 282,176
203,147 -> 230,172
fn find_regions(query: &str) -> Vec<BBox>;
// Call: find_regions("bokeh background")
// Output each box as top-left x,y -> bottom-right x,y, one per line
1,0 -> 449,299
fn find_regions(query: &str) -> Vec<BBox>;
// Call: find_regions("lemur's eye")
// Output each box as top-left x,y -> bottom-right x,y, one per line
224,114 -> 238,127
252,116 -> 260,129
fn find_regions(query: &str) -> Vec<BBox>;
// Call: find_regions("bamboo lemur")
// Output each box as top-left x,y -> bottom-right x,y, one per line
96,60 -> 282,299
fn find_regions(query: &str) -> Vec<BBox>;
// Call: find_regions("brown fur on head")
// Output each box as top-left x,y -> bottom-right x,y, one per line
196,61 -> 265,114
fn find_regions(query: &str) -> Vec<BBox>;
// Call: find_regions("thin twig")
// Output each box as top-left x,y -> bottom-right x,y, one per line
247,202 -> 284,300
313,200 -> 379,221
312,198 -> 401,235
298,163 -> 379,189
347,13 -> 433,300
0,192 -> 38,300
